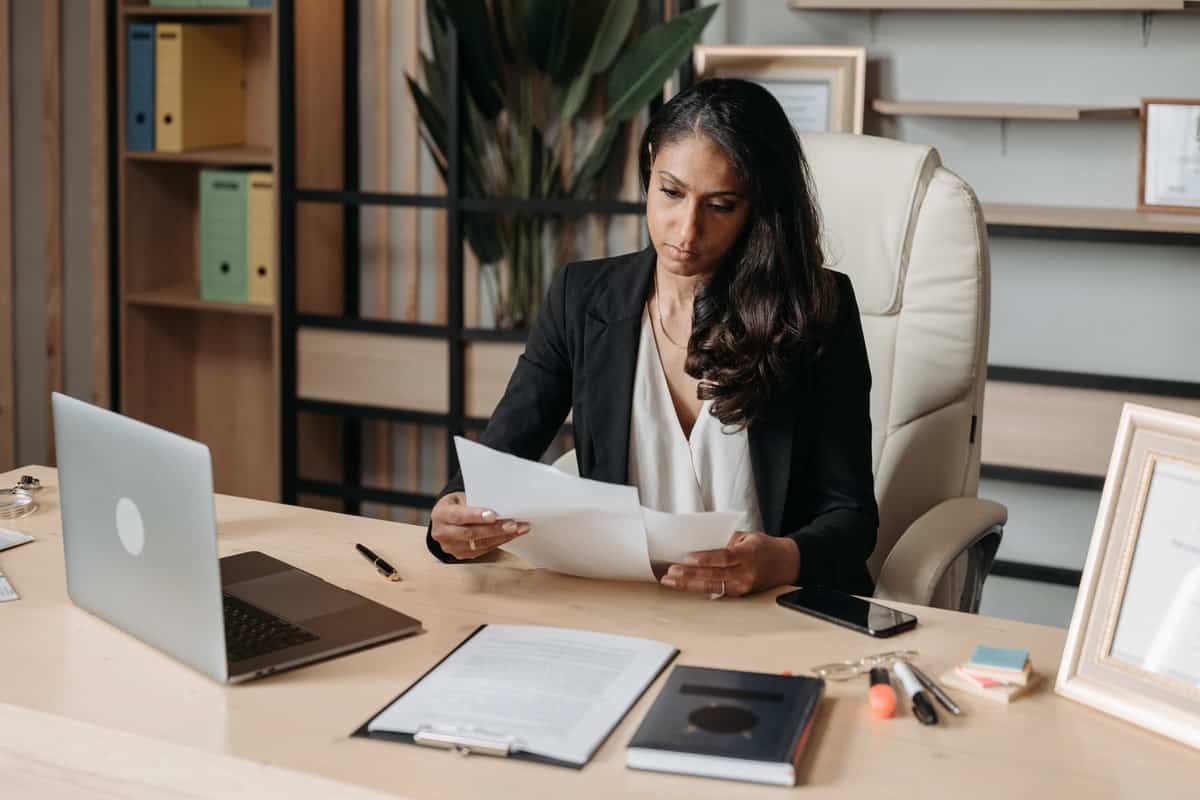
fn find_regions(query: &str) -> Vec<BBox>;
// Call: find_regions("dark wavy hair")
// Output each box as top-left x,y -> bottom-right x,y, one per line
639,78 -> 839,429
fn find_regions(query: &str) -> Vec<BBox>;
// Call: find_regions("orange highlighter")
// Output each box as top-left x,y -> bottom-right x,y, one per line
868,667 -> 897,718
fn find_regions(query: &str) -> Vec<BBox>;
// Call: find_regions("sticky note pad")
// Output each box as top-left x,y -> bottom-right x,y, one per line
969,645 -> 1029,672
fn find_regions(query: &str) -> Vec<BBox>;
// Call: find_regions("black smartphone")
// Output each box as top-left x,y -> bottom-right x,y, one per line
776,587 -> 917,637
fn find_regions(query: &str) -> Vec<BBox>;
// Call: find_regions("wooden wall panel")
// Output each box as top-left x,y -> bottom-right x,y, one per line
294,0 -> 347,502
43,0 -> 62,461
298,329 -> 448,413
464,342 -> 523,419
0,0 -> 13,469
368,0 -> 392,506
88,0 -> 108,409
982,381 -> 1200,477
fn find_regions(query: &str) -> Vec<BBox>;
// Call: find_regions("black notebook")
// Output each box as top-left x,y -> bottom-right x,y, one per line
626,665 -> 825,786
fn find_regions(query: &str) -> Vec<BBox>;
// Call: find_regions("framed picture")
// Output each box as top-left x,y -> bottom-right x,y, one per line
692,45 -> 866,135
1057,403 -> 1200,750
1138,98 -> 1200,215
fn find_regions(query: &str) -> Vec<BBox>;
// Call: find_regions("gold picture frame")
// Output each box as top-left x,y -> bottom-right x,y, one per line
692,45 -> 866,135
1056,403 -> 1200,750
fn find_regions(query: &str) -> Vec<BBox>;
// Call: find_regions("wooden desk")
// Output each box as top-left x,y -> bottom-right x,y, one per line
0,466 -> 1195,798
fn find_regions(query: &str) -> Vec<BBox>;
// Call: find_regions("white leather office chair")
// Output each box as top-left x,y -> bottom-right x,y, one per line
555,133 -> 1006,612
799,132 -> 1005,612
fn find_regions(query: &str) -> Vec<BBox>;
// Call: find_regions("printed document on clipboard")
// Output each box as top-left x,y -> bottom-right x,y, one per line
354,624 -> 677,768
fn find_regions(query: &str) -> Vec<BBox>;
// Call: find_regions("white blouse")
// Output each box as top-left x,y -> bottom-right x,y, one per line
627,308 -> 764,534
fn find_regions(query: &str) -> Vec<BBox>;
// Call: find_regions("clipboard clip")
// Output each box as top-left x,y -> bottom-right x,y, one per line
413,725 -> 516,758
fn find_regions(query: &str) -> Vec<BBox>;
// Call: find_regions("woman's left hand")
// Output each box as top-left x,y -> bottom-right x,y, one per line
660,531 -> 800,597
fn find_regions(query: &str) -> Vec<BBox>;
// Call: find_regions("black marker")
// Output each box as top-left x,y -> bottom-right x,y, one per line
893,660 -> 938,725
909,661 -> 962,716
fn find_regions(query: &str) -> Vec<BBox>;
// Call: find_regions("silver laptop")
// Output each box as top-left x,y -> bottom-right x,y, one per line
52,392 -> 421,683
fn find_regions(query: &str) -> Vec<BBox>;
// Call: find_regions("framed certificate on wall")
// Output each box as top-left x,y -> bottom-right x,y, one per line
1138,98 -> 1200,215
692,45 -> 866,135
1057,403 -> 1200,750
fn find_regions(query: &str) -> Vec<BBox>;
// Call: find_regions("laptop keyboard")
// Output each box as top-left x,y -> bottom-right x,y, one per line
222,593 -> 319,663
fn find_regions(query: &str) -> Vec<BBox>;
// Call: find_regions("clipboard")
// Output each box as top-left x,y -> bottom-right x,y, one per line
351,624 -> 678,769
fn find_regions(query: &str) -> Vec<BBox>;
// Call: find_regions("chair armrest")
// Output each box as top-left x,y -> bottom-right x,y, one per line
875,498 -> 1007,610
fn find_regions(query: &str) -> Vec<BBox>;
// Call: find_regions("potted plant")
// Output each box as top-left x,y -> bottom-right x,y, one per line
408,0 -> 717,328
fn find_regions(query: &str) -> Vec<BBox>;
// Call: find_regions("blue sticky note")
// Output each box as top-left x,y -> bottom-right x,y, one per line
969,645 -> 1029,671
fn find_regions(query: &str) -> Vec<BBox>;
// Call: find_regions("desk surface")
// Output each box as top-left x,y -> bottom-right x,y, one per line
1,466 -> 1195,798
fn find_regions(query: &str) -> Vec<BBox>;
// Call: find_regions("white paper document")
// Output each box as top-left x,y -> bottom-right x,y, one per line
0,528 -> 34,552
454,438 -> 741,582
641,507 -> 740,566
366,624 -> 677,766
756,79 -> 832,133
1110,460 -> 1200,686
455,437 -> 654,581
1144,103 -> 1200,208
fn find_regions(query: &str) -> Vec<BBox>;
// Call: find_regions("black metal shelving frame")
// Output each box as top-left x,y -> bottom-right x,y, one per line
278,1 -> 652,517
274,0 -> 1199,589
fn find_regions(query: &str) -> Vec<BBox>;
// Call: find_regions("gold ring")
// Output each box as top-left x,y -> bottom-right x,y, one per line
468,537 -> 477,552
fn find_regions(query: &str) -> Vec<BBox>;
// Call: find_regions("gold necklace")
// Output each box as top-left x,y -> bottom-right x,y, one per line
654,272 -> 689,350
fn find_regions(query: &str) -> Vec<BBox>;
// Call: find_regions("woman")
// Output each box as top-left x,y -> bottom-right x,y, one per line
428,78 -> 878,597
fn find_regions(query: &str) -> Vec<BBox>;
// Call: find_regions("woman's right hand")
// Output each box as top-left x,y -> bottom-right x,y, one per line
430,492 -> 530,560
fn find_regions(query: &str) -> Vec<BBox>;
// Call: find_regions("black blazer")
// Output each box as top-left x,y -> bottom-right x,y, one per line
427,246 -> 879,595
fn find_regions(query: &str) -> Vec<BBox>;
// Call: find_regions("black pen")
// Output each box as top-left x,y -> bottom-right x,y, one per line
908,662 -> 962,716
893,660 -> 938,725
356,543 -> 401,582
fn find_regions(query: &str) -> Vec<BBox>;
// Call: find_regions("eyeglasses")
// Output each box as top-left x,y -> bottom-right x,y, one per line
810,650 -> 919,681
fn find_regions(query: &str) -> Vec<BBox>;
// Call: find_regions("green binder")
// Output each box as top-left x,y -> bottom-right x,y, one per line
199,169 -> 249,304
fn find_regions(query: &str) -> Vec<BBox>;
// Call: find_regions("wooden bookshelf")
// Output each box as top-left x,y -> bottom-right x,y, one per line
872,100 -> 1139,121
791,1 -> 1199,10
126,286 -> 276,316
125,4 -> 272,17
984,203 -> 1200,235
114,2 -> 340,502
115,2 -> 279,500
125,145 -> 274,166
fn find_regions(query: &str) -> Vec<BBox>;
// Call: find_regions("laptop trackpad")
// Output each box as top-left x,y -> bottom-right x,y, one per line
226,570 -> 364,622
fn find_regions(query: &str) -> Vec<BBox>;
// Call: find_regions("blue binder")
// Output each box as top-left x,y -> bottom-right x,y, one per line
126,23 -> 155,152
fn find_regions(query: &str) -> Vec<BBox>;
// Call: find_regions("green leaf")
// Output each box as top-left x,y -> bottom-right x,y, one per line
589,0 -> 639,74
559,70 -> 593,124
421,55 -> 486,168
529,127 -> 545,198
407,76 -> 448,164
407,74 -> 488,198
521,0 -> 566,73
439,0 -> 506,119
604,4 -> 718,124
414,121 -> 505,265
549,2 -> 607,85
559,0 -> 639,120
492,0 -> 520,64
570,121 -> 622,198
426,0 -> 450,66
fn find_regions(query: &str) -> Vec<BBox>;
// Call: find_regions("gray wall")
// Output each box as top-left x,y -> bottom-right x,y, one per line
709,3 -> 1200,627
9,1 -> 100,469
